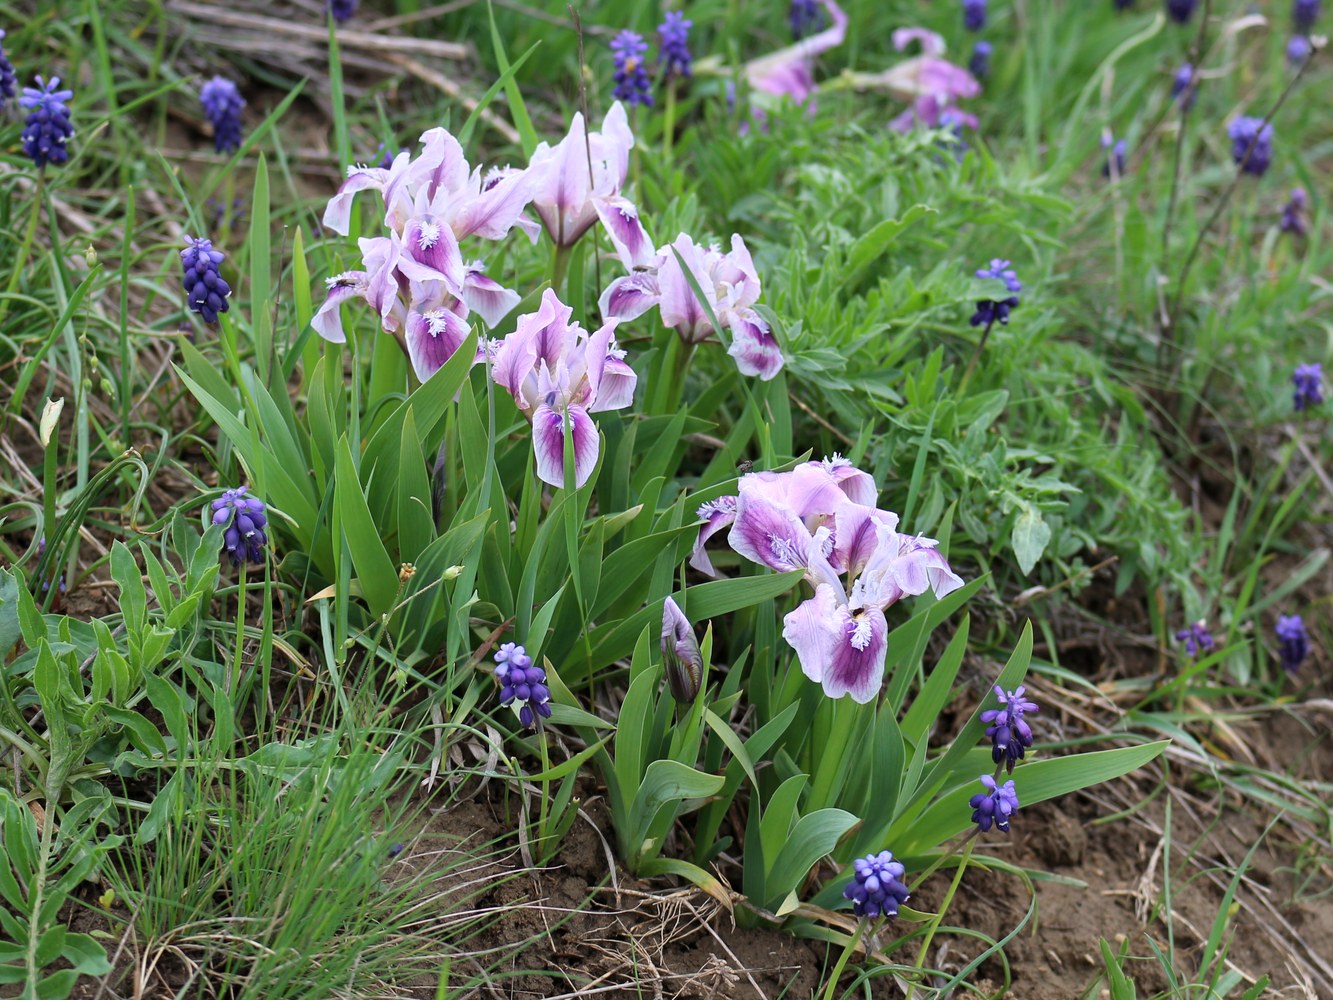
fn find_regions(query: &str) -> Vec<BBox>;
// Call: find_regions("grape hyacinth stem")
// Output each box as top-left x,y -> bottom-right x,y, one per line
820,920 -> 868,1000
909,837 -> 977,998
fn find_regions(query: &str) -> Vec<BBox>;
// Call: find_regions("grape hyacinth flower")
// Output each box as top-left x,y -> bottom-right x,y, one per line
970,774 -> 1020,833
1287,35 -> 1312,65
491,289 -> 637,488
963,0 -> 987,31
493,643 -> 552,728
1114,0 -> 1136,9
19,76 -> 75,169
1165,0 -> 1197,22
1171,63 -> 1197,111
659,11 -> 693,79
180,236 -> 232,325
611,30 -> 653,107
200,76 -> 245,153
210,486 -> 269,566
970,258 -> 1022,328
374,143 -> 398,170
1276,615 -> 1309,672
661,597 -> 703,703
843,851 -> 910,918
1175,619 -> 1215,657
0,31 -> 16,102
1280,187 -> 1309,236
1293,0 -> 1321,33
981,685 -> 1039,772
328,0 -> 357,23
789,0 -> 825,40
1228,116 -> 1274,176
1102,135 -> 1128,179
969,40 -> 992,80
1292,362 -> 1323,411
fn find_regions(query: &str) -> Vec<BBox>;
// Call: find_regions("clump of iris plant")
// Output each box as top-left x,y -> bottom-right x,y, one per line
981,685 -> 1039,772
1293,0 -> 1321,33
19,76 -> 75,169
611,30 -> 653,107
1280,188 -> 1309,236
493,643 -> 552,728
1102,134 -> 1128,178
658,11 -> 693,79
970,774 -> 1020,833
970,258 -> 1022,328
1228,116 -> 1274,175
180,236 -> 232,325
969,40 -> 992,80
1171,63 -> 1197,110
1175,619 -> 1215,657
200,76 -> 244,153
963,0 -> 987,31
789,0 -> 824,40
1276,614 -> 1309,672
210,486 -> 269,566
843,851 -> 911,918
328,0 -> 357,24
1165,0 -> 1197,22
1292,362 -> 1323,410
0,31 -> 16,102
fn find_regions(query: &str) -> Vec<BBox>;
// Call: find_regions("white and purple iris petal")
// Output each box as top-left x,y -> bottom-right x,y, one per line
312,271 -> 368,343
726,308 -> 784,381
783,584 -> 888,703
689,494 -> 739,576
590,339 -> 637,412
658,235 -> 718,343
451,165 -> 536,242
460,266 -> 521,328
532,401 -> 600,488
398,212 -> 466,291
598,270 -> 662,322
728,493 -> 816,574
322,164 -> 393,236
404,306 -> 471,382
595,195 -> 655,270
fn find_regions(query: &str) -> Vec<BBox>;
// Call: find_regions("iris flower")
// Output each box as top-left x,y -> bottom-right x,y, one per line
491,289 -> 636,488
599,232 -> 783,380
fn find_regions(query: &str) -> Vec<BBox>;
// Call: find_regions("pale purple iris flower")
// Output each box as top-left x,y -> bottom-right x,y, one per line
313,126 -> 535,381
690,458 -> 963,702
599,232 -> 783,380
524,102 -> 654,266
745,0 -> 849,113
843,28 -> 980,132
490,289 -> 636,488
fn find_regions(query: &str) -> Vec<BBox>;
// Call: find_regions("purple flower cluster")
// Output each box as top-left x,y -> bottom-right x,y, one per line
1102,135 -> 1128,179
200,77 -> 245,154
1287,35 -> 1312,65
659,11 -> 693,79
970,40 -> 992,80
1280,188 -> 1309,236
1293,0 -> 1321,33
0,31 -> 16,102
611,31 -> 653,107
1276,614 -> 1309,672
1171,63 -> 1197,111
789,0 -> 825,40
970,258 -> 1022,328
180,237 -> 232,324
1292,362 -> 1323,411
1165,0 -> 1197,22
328,0 -> 358,24
963,0 -> 988,31
981,685 -> 1039,772
970,774 -> 1020,833
494,643 -> 553,728
19,76 -> 75,169
1175,620 -> 1214,657
1228,116 -> 1274,176
843,851 -> 911,918
210,486 -> 269,566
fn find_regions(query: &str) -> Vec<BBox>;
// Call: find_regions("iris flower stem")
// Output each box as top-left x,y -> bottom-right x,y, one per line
550,242 -> 572,293
820,917 -> 867,1000
957,317 -> 995,395
909,836 -> 975,997
0,171 -> 46,329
